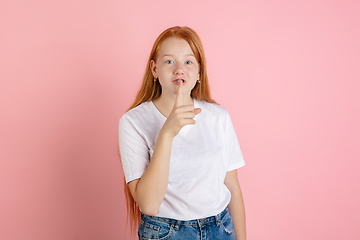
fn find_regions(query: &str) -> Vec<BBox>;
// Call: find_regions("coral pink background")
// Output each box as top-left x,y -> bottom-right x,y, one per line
1,0 -> 359,239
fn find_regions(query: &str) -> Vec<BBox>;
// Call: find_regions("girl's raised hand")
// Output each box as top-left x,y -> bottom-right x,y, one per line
161,81 -> 201,138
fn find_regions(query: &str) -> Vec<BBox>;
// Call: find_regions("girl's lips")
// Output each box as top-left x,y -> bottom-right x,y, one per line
173,79 -> 186,84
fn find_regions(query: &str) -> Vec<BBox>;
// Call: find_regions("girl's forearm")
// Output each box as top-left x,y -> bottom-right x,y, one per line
130,129 -> 173,216
228,188 -> 247,240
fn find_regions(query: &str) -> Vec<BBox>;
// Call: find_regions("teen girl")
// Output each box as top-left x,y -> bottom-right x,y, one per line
119,26 -> 246,240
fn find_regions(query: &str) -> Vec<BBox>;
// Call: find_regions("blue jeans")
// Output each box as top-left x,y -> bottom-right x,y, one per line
138,207 -> 235,240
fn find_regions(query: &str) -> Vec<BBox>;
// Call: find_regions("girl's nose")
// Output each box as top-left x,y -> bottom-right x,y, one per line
174,63 -> 185,75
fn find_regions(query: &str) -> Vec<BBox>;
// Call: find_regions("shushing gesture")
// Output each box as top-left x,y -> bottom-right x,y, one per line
161,81 -> 201,138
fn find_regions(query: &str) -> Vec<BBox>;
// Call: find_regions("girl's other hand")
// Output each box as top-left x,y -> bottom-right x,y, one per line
160,81 -> 201,138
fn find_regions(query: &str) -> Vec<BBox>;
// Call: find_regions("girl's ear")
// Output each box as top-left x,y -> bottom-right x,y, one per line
150,60 -> 157,78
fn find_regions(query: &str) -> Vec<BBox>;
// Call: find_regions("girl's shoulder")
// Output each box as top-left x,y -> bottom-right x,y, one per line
120,101 -> 153,122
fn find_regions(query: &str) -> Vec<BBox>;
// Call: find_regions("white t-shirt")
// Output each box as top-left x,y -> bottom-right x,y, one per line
119,99 -> 245,220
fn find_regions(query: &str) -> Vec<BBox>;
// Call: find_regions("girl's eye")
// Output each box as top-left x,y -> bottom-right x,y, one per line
165,60 -> 173,64
185,61 -> 192,65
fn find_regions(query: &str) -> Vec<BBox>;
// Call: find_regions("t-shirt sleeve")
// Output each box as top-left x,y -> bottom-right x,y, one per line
118,115 -> 150,184
224,110 -> 245,171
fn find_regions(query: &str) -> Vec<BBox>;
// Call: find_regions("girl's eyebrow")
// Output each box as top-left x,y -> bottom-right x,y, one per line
162,53 -> 195,57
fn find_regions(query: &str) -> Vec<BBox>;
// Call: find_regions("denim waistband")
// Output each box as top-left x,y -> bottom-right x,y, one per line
141,207 -> 229,227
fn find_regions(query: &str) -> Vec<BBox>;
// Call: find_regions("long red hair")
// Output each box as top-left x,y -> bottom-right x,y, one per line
121,26 -> 216,236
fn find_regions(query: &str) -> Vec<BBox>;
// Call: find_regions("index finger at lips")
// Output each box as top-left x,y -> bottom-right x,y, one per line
175,80 -> 183,107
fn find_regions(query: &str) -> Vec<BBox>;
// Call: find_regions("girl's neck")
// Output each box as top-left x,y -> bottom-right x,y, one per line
153,94 -> 194,118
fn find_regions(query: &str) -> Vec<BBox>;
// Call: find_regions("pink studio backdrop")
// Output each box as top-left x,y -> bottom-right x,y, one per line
1,0 -> 359,239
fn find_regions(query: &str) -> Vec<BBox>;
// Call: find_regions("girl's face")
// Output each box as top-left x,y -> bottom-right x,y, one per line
151,37 -> 200,100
